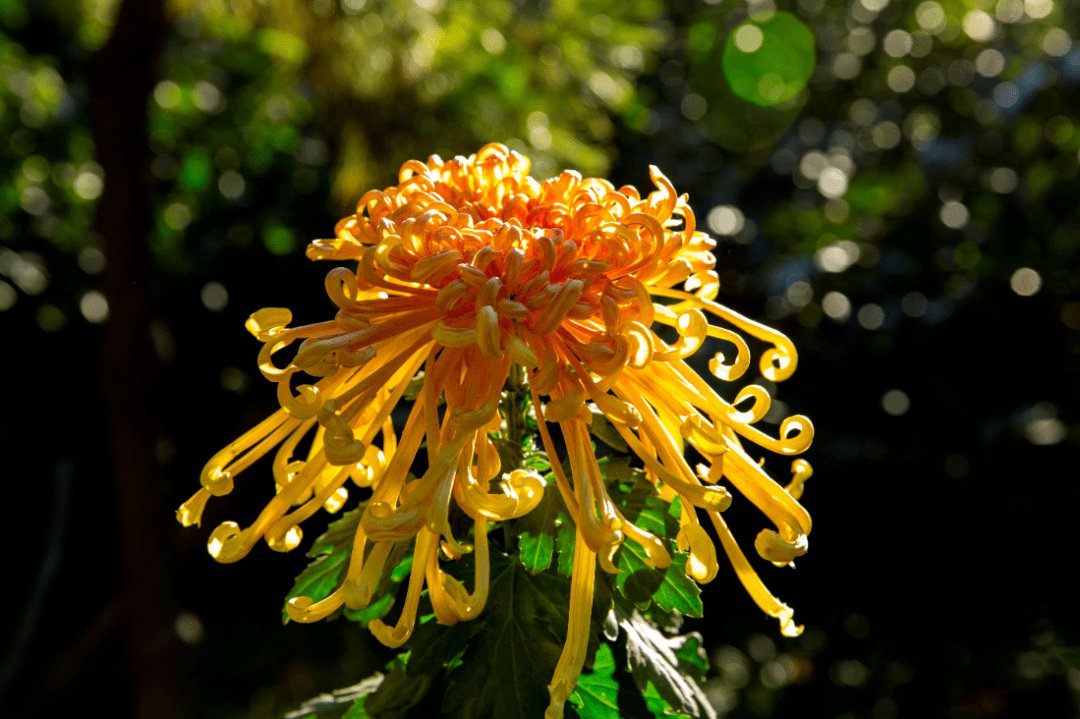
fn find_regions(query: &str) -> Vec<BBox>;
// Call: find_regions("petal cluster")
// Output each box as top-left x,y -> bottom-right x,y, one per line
178,144 -> 814,719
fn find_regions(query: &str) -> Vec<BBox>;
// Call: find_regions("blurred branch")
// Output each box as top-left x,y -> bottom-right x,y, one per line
88,0 -> 179,717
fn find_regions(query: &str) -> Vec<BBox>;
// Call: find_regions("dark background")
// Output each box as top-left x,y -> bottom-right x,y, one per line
1,0 -> 1078,717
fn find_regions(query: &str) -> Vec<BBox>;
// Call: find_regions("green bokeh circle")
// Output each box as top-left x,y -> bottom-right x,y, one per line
722,12 -> 816,107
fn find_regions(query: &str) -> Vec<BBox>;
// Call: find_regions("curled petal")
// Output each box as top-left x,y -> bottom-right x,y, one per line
623,321 -> 655,369
544,385 -> 585,423
277,374 -> 322,419
207,521 -> 256,564
680,415 -> 729,457
370,530 -> 436,648
786,459 -> 813,500
706,327 -> 750,382
476,306 -> 504,360
411,248 -> 463,284
431,320 -> 476,348
505,333 -> 538,367
652,307 -> 707,361
286,586 -> 346,623
728,385 -> 771,425
761,345 -> 797,383
598,532 -> 624,574
754,528 -> 808,567
435,279 -> 470,314
677,523 -> 719,583
325,267 -> 360,309
177,487 -> 212,527
619,518 -> 671,569
245,307 -> 292,341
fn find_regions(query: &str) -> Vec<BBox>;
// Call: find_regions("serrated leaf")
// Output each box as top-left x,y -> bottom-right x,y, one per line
405,611 -> 476,676
524,451 -> 552,474
342,700 -> 372,719
513,478 -> 572,574
606,475 -> 703,617
569,643 -> 620,719
363,654 -> 439,719
282,508 -> 363,624
284,674 -> 384,719
556,520 -> 577,578
674,634 -> 709,679
440,552 -> 573,719
611,597 -> 715,719
642,681 -> 687,719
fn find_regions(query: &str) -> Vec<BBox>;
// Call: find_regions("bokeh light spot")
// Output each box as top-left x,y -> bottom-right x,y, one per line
1010,268 -> 1041,296
962,11 -> 997,42
1042,28 -> 1072,56
976,48 -> 1006,77
264,226 -> 296,255
881,389 -> 910,416
901,291 -> 928,317
722,12 -> 815,106
0,280 -> 15,311
707,205 -> 744,236
857,303 -> 885,330
887,65 -> 916,93
940,201 -> 970,229
175,611 -> 205,645
822,291 -> 851,320
79,290 -> 109,324
201,281 -> 229,311
734,24 -> 764,53
883,29 -> 913,57
818,167 -> 849,198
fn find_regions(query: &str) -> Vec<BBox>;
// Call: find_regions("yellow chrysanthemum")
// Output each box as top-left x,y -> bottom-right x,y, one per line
178,143 -> 814,719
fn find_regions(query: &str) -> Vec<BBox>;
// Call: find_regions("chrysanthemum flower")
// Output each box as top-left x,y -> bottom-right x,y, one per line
178,143 -> 814,719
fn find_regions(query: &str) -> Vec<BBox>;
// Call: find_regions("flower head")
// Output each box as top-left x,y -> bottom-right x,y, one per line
179,143 -> 814,719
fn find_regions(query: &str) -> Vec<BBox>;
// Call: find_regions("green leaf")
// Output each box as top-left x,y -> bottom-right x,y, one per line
405,611 -> 477,676
569,643 -> 620,719
440,552 -> 575,719
342,700 -> 372,719
556,515 -> 577,578
642,681 -> 686,719
363,654 -> 440,719
674,633 -> 709,678
513,477 -> 573,574
611,596 -> 715,719
284,674 -> 384,719
606,471 -> 703,617
282,508 -> 362,624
